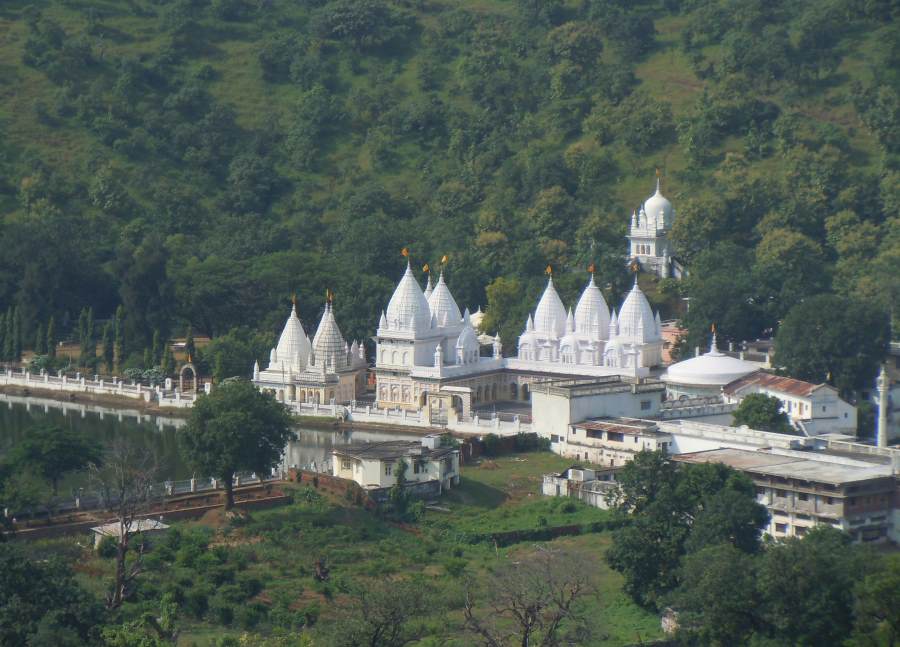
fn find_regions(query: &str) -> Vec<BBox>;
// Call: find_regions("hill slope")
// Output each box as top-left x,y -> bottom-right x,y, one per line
0,0 -> 897,367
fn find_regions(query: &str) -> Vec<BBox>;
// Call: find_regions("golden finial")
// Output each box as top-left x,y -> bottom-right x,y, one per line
401,247 -> 409,257
587,262 -> 596,274
441,254 -> 449,265
545,265 -> 553,275
423,263 -> 430,273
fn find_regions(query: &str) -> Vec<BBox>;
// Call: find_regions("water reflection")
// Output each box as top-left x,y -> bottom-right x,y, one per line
0,396 -> 420,487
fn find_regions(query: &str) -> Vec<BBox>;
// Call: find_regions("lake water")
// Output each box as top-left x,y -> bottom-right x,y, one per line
0,395 -> 416,494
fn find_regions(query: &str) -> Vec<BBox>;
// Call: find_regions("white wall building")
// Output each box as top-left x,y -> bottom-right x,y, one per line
723,371 -> 857,436
331,436 -> 460,491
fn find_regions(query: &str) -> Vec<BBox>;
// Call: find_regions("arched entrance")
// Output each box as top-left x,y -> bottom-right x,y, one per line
179,362 -> 198,392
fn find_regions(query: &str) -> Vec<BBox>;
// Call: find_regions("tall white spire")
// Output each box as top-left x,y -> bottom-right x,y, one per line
877,365 -> 890,448
533,276 -> 567,337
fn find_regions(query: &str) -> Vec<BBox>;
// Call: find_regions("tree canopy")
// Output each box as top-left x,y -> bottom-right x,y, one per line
181,380 -> 294,508
731,393 -> 793,434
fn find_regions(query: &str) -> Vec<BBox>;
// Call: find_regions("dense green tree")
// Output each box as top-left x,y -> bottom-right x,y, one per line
0,544 -> 104,645
756,527 -> 870,646
774,294 -> 889,395
7,425 -> 101,495
849,553 -> 900,647
607,452 -> 767,608
731,393 -> 792,434
184,325 -> 196,361
181,380 -> 294,508
669,544 -> 760,646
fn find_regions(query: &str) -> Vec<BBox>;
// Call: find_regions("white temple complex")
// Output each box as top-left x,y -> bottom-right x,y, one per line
253,297 -> 367,404
373,260 -> 665,416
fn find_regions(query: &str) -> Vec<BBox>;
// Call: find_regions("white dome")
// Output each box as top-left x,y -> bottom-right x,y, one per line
574,275 -> 610,340
385,262 -> 433,333
643,178 -> 673,228
533,277 -> 567,337
617,280 -> 660,343
311,303 -> 348,370
427,272 -> 462,327
271,303 -> 310,370
663,337 -> 756,387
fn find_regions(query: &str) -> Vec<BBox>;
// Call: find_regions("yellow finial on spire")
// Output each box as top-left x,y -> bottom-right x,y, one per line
291,292 -> 297,306
545,265 -> 553,275
587,262 -> 596,274
401,247 -> 409,257
441,254 -> 449,265
423,263 -> 430,273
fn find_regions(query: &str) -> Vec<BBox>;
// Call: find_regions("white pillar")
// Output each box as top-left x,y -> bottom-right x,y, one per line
877,365 -> 890,448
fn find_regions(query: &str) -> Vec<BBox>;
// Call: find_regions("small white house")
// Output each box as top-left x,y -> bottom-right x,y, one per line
91,518 -> 169,549
723,371 -> 857,435
542,465 -> 619,510
332,435 -> 460,491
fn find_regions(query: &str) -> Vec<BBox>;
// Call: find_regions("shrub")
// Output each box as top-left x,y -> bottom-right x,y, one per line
209,596 -> 235,625
96,535 -> 118,558
184,586 -> 211,618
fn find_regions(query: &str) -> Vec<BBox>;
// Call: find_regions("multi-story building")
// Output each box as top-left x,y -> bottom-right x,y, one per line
674,448 -> 897,542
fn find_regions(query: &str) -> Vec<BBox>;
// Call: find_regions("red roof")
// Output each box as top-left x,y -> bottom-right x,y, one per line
723,370 -> 829,397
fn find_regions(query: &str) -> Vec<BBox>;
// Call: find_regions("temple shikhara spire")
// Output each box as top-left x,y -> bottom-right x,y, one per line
627,173 -> 682,279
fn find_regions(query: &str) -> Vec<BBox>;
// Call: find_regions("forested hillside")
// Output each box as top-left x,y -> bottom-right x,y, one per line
0,0 -> 897,374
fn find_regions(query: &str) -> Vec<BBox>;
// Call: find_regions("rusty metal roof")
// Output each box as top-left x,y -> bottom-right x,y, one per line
723,370 -> 831,397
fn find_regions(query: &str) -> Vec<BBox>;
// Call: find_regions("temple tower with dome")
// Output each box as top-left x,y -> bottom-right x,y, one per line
253,296 -> 367,404
627,174 -> 681,279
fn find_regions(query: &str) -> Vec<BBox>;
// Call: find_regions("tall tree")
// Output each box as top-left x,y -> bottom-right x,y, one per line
670,543 -> 760,646
151,329 -> 162,365
89,439 -> 158,609
774,294 -> 889,395
33,322 -> 45,355
113,305 -> 124,370
46,315 -> 56,358
464,547 -> 596,646
101,322 -> 114,373
180,379 -> 293,508
184,325 -> 195,361
12,306 -> 21,361
7,425 -> 101,495
756,527 -> 870,645
849,553 -> 900,647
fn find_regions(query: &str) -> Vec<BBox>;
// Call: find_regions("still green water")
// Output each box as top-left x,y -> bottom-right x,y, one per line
0,396 -> 416,495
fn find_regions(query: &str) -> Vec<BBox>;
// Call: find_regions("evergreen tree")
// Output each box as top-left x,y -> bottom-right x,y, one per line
46,316 -> 56,358
34,323 -> 45,355
101,322 -> 114,373
213,352 -> 224,383
143,347 -> 152,369
162,343 -> 175,375
12,306 -> 21,362
151,329 -> 162,365
113,305 -> 124,369
77,307 -> 87,360
0,311 -> 7,361
184,325 -> 195,361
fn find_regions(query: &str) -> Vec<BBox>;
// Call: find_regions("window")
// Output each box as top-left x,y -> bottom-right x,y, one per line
550,434 -> 561,443
607,432 -> 624,442
384,463 -> 393,476
822,405 -> 826,412
640,400 -> 652,411
341,459 -> 352,470
414,462 -> 423,474
798,493 -> 809,501
825,497 -> 834,505
775,523 -> 788,533
634,436 -> 639,443
775,489 -> 786,498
